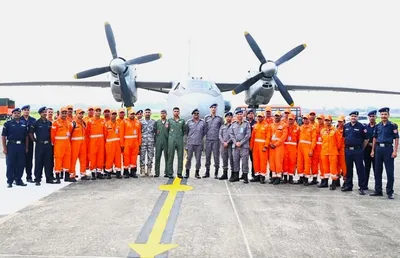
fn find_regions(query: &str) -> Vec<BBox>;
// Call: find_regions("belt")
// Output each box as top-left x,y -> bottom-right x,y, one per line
38,140 -> 50,144
8,140 -> 24,144
345,145 -> 362,150
377,142 -> 392,147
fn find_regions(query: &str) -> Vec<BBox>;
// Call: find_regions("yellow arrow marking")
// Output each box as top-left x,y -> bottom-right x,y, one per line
129,178 -> 193,257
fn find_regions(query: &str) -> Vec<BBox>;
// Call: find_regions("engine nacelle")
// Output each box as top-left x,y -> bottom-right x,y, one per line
110,67 -> 138,105
224,100 -> 231,113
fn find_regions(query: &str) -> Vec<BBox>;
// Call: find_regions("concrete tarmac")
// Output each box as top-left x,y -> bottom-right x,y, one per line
1,133 -> 400,257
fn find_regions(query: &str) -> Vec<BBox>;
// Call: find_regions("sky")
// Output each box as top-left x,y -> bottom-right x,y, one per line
0,0 -> 399,111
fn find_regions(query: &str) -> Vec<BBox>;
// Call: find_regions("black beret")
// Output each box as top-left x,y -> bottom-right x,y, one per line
21,105 -> 30,110
209,103 -> 218,108
379,107 -> 390,113
38,106 -> 47,113
191,109 -> 199,115
235,109 -> 243,115
12,108 -> 21,113
225,112 -> 233,117
367,110 -> 377,116
349,111 -> 359,116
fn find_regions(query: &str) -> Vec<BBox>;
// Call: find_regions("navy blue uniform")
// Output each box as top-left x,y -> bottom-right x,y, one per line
30,119 -> 54,183
343,121 -> 368,190
21,115 -> 36,180
2,119 -> 28,185
364,123 -> 376,188
373,121 -> 399,195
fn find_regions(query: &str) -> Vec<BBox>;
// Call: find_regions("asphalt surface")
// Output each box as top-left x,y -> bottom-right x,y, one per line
1,126 -> 400,258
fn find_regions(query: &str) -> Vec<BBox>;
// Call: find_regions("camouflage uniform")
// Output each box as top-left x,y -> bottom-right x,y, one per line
140,118 -> 156,176
204,114 -> 223,178
219,122 -> 234,179
185,118 -> 207,178
155,119 -> 169,177
229,120 -> 251,182
167,117 -> 185,177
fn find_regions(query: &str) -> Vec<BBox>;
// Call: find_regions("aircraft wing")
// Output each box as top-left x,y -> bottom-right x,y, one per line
284,85 -> 400,95
136,81 -> 174,94
215,83 -> 239,92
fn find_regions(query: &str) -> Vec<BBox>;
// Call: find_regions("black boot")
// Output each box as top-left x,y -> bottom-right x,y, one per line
68,173 -> 77,182
64,172 -> 70,182
55,173 -> 61,184
288,175 -> 294,184
229,172 -> 239,182
268,176 -> 274,184
335,178 -> 341,187
130,168 -> 138,178
260,176 -> 266,184
239,172 -> 245,180
123,169 -> 130,178
219,169 -> 228,180
202,169 -> 210,178
106,172 -> 112,179
195,170 -> 201,179
91,172 -> 97,180
116,171 -> 122,179
296,176 -> 304,184
81,175 -> 90,180
330,180 -> 337,190
273,177 -> 280,185
318,179 -> 329,188
309,177 -> 318,185
303,177 -> 309,186
214,168 -> 219,179
243,173 -> 249,184
60,171 -> 64,179
282,175 -> 288,184
250,175 -> 260,182
184,169 -> 190,179
97,172 -> 105,179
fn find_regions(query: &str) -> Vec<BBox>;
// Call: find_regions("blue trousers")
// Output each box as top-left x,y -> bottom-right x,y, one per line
25,140 -> 34,180
345,148 -> 367,190
34,143 -> 54,182
6,143 -> 26,185
364,145 -> 375,188
374,145 -> 395,195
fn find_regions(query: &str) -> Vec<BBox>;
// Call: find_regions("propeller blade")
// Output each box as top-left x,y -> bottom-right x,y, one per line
275,44 -> 307,66
273,75 -> 294,106
244,32 -> 267,64
104,22 -> 118,59
74,66 -> 111,79
118,74 -> 134,107
125,53 -> 163,66
232,72 -> 264,95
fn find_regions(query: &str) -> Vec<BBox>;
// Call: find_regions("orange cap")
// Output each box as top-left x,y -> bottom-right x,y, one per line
284,108 -> 291,114
94,106 -> 101,111
87,106 -> 94,111
103,108 -> 110,112
128,109 -> 136,115
309,110 -> 316,115
265,106 -> 272,112
337,115 -> 345,122
257,111 -> 265,117
118,108 -> 125,113
288,113 -> 295,119
75,108 -> 84,114
274,110 -> 282,116
111,110 -> 117,114
324,115 -> 332,121
66,105 -> 73,110
317,114 -> 325,119
302,114 -> 310,119
60,107 -> 68,112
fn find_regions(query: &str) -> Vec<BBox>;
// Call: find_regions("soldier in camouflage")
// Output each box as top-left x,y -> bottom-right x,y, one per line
166,107 -> 185,179
229,109 -> 251,184
185,109 -> 207,179
218,112 -> 234,180
204,103 -> 223,179
154,109 -> 169,178
140,108 -> 156,177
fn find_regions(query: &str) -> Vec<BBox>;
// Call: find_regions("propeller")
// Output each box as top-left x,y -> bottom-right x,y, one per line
232,31 -> 306,107
74,22 -> 162,107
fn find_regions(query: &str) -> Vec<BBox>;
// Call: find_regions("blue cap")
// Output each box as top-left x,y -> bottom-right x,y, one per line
247,109 -> 254,114
21,105 -> 30,110
225,112 -> 233,117
209,103 -> 218,108
367,110 -> 377,116
349,111 -> 359,116
235,109 -> 243,115
12,108 -> 21,113
38,106 -> 47,113
191,108 -> 199,115
379,107 -> 390,113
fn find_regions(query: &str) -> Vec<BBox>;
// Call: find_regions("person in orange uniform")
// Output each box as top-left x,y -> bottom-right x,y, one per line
51,107 -> 74,183
117,108 -> 126,125
250,112 -> 271,184
66,105 -> 74,122
311,114 -> 325,185
296,114 -> 316,185
269,111 -> 288,185
283,113 -> 299,184
104,110 -> 122,179
282,108 -> 291,124
336,115 -> 346,187
86,107 -> 106,180
320,115 -> 342,190
120,109 -> 142,178
103,108 -> 111,122
70,109 -> 88,180
83,106 -> 95,171
309,111 -> 317,126
264,106 -> 274,125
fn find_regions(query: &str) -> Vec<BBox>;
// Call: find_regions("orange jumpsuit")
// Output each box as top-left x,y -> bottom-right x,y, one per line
320,126 -> 341,180
269,121 -> 288,177
283,124 -> 299,176
336,127 -> 347,178
312,123 -> 324,177
264,117 -> 274,125
250,122 -> 271,176
83,115 -> 94,169
87,117 -> 106,172
51,118 -> 72,174
120,118 -> 141,169
297,124 -> 316,178
70,119 -> 86,177
105,120 -> 122,172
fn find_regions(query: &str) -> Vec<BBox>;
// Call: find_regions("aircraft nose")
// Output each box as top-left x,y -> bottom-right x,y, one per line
183,92 -> 216,116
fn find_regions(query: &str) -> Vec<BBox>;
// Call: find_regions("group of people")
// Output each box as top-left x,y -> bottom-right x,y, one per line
1,103 -> 398,199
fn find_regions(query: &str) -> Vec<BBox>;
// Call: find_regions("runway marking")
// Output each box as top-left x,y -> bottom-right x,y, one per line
225,181 -> 253,258
0,255 -> 125,258
128,178 -> 193,257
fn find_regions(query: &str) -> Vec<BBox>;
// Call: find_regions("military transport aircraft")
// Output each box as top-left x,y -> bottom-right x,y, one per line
1,23 -> 400,121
